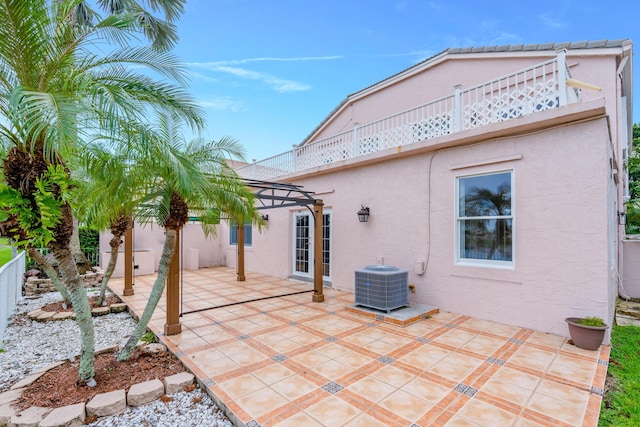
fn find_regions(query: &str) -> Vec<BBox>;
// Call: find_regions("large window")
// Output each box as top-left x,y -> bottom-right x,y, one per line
230,221 -> 252,246
456,171 -> 513,266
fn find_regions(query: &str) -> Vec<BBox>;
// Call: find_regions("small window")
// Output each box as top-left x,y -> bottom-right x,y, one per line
456,171 -> 513,266
230,221 -> 252,246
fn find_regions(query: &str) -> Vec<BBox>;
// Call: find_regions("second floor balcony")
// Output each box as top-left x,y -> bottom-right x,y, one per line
237,51 -> 580,181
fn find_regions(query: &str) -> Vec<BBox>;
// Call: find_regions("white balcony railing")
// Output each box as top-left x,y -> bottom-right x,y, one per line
237,51 -> 579,180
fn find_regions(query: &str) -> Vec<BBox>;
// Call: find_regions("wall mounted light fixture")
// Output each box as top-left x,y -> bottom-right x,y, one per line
261,214 -> 269,221
618,211 -> 626,225
357,205 -> 370,223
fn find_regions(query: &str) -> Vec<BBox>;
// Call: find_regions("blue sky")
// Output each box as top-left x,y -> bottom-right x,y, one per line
170,0 -> 638,161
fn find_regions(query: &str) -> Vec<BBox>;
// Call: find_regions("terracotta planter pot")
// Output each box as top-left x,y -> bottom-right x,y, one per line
565,317 -> 608,351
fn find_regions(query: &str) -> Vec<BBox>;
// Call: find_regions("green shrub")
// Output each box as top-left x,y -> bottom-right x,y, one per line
577,316 -> 606,327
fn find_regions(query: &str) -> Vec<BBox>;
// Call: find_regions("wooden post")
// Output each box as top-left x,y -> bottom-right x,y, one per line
312,200 -> 325,302
123,224 -> 134,296
237,220 -> 246,281
164,229 -> 182,335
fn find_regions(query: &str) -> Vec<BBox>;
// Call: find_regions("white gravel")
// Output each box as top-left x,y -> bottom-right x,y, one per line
1,290 -> 234,427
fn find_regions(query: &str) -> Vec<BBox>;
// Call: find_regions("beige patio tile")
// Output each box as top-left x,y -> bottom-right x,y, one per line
560,341 -> 602,359
363,339 -> 399,355
268,338 -> 302,353
217,373 -> 266,399
274,412 -> 323,427
486,322 -> 522,338
347,376 -> 396,403
432,329 -> 478,348
341,333 -> 378,346
292,351 -> 330,368
397,345 -> 451,368
535,379 -> 591,406
217,340 -> 252,357
252,363 -> 295,385
371,365 -> 415,388
481,378 -> 533,406
546,353 -> 597,384
461,335 -> 507,355
232,348 -> 269,367
431,311 -> 462,323
314,343 -> 350,359
507,346 -> 557,372
190,347 -> 226,364
457,399 -> 518,425
430,352 -> 484,382
379,389 -> 431,421
401,376 -> 451,402
459,318 -> 497,333
343,413 -> 388,427
492,366 -> 541,390
271,375 -> 318,401
235,388 -> 289,420
378,333 -> 413,347
524,331 -> 566,349
526,392 -> 587,425
198,355 -> 241,377
335,351 -> 374,369
312,359 -> 353,380
305,395 -> 360,426
445,415 -> 483,426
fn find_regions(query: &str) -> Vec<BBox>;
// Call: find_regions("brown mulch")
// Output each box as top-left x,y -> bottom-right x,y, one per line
40,294 -> 122,312
16,348 -> 186,410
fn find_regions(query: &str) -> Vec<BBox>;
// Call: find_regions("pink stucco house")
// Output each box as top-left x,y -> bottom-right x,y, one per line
102,40 -> 633,342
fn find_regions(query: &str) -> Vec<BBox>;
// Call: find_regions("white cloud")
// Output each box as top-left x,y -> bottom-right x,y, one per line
539,13 -> 567,29
198,97 -> 247,112
186,58 -> 325,92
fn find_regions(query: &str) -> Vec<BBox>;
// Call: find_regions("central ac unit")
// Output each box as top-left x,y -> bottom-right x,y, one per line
354,265 -> 408,313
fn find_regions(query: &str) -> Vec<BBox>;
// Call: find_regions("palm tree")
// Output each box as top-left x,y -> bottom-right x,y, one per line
0,0 -> 202,383
464,183 -> 512,260
117,113 -> 262,360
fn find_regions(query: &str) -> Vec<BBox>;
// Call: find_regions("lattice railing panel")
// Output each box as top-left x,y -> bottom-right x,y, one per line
239,56 -> 578,180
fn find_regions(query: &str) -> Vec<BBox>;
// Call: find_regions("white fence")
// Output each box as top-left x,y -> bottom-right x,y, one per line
237,52 -> 580,181
0,251 -> 25,339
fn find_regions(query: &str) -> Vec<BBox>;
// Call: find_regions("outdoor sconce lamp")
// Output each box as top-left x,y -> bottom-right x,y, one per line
357,205 -> 370,223
261,214 -> 269,221
618,211 -> 626,225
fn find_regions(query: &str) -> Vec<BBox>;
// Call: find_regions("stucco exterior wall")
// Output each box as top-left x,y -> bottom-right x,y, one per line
226,116 -> 614,340
99,222 -> 223,277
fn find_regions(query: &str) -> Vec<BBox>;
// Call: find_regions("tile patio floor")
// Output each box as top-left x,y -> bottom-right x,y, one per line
109,267 -> 608,427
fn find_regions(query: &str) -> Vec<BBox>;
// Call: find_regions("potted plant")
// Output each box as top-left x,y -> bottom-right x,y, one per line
565,316 -> 608,350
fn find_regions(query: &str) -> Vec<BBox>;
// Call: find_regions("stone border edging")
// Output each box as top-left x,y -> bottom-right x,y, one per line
25,303 -> 128,322
1,369 -> 195,426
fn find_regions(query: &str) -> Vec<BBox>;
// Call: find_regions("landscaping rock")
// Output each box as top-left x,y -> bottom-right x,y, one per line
109,303 -> 127,313
141,343 -> 166,354
26,309 -> 42,319
8,406 -> 49,427
39,403 -> 85,427
9,372 -> 44,390
0,403 -> 18,426
85,389 -> 126,418
36,312 -> 55,321
91,307 -> 110,317
0,388 -> 23,406
52,312 -> 75,321
164,372 -> 195,395
127,379 -> 164,407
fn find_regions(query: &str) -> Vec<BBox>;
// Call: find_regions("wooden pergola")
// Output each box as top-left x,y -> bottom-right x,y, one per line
120,180 -> 325,335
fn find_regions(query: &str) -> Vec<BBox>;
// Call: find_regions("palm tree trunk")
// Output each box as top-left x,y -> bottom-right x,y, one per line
28,247 -> 71,305
118,228 -> 178,361
97,235 -> 122,306
51,245 -> 95,383
70,218 -> 91,274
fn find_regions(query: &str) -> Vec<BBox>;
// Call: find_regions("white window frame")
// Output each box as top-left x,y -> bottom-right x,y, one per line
455,169 -> 514,268
229,221 -> 252,247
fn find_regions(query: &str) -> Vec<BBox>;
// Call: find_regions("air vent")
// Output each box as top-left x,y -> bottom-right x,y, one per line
354,265 -> 408,313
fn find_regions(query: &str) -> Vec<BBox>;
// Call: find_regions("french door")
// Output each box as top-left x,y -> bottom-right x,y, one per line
293,210 -> 331,280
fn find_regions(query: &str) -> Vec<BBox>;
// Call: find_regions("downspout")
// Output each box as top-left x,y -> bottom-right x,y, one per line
616,51 -> 632,300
